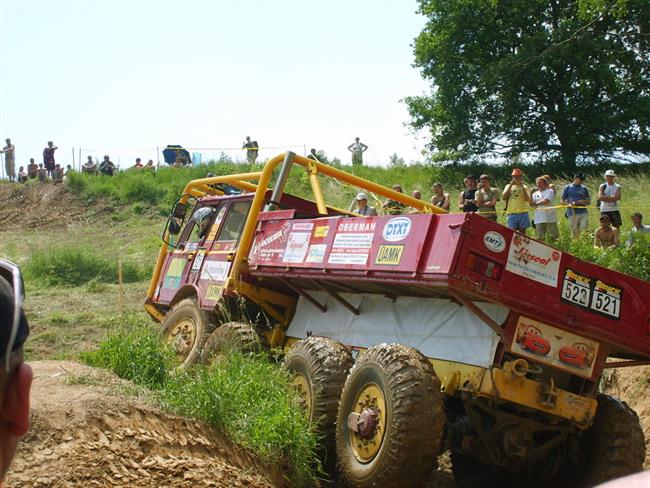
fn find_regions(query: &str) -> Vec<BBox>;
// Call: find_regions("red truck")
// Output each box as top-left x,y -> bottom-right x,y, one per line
145,152 -> 648,487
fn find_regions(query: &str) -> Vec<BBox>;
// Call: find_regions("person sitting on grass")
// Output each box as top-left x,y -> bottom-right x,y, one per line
27,159 -> 38,179
98,155 -> 116,176
594,214 -> 619,249
82,156 -> 98,175
52,164 -> 64,183
626,212 -> 650,247
0,259 -> 33,483
17,167 -> 27,184
37,163 -> 46,182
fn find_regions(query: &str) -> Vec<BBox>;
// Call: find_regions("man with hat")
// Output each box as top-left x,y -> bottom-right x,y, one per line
351,192 -> 377,216
0,259 -> 32,482
598,170 -> 622,229
502,168 -> 531,233
561,172 -> 591,237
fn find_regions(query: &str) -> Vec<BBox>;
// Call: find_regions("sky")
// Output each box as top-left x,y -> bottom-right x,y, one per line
0,0 -> 433,171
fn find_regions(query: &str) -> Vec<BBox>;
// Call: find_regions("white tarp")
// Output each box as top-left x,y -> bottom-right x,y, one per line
287,292 -> 509,368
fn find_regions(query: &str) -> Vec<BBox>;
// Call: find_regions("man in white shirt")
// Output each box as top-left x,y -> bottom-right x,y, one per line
531,176 -> 558,241
598,170 -> 622,228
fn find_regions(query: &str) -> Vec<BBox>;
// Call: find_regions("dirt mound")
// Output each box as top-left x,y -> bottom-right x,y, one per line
0,183 -> 110,230
7,361 -> 280,488
601,365 -> 650,467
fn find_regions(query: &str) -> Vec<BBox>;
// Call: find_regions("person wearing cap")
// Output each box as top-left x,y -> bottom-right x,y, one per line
561,173 -> 591,237
502,169 -> 531,233
598,170 -> 622,228
351,192 -> 377,216
458,175 -> 479,213
0,260 -> 33,482
476,174 -> 500,221
594,214 -> 619,249
531,176 -> 559,241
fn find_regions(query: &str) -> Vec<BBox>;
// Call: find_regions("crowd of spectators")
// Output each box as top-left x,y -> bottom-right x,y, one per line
352,169 -> 649,249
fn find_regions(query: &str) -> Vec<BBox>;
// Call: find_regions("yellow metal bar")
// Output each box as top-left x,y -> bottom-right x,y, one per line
146,245 -> 168,300
306,162 -> 328,215
182,172 -> 264,196
228,155 -> 286,289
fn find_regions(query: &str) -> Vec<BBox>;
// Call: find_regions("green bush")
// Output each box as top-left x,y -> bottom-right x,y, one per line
23,246 -> 150,286
82,318 -> 172,389
161,354 -> 319,486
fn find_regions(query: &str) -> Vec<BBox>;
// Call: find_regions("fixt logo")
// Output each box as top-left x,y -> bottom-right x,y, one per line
382,217 -> 412,242
483,231 -> 506,253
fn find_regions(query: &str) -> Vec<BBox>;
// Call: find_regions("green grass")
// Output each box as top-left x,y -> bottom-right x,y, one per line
23,245 -> 151,286
82,319 -> 320,486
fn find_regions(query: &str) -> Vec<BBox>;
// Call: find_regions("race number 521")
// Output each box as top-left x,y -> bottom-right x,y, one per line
590,289 -> 620,319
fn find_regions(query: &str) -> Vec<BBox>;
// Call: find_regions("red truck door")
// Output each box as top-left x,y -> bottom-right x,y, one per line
194,199 -> 252,308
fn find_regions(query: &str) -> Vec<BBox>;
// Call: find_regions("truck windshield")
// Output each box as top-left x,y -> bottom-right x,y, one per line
217,201 -> 251,243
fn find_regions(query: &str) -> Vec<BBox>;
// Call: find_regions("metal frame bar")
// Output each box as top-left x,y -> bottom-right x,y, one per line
279,279 -> 327,313
448,290 -> 504,337
602,359 -> 650,368
316,282 -> 360,316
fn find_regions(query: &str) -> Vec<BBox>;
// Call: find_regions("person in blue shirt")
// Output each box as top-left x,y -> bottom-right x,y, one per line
561,172 -> 591,237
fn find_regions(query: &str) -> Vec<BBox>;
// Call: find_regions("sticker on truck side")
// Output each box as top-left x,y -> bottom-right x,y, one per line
561,269 -> 622,319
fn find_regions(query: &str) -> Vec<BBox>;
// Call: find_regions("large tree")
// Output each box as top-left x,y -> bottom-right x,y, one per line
406,0 -> 650,169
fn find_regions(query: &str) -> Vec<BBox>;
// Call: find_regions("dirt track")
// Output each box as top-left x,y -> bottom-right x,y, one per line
7,361 -> 280,488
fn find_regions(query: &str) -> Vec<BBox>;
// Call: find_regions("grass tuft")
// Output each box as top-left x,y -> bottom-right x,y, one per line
23,246 -> 151,286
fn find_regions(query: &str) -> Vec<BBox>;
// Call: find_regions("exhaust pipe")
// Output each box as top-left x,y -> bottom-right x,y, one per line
265,151 -> 295,212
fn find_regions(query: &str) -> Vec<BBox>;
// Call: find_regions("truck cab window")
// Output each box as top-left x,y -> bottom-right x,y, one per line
217,201 -> 251,243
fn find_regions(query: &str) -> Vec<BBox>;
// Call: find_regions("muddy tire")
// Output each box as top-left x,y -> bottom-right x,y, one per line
450,451 -> 513,488
161,298 -> 215,368
283,337 -> 354,469
336,343 -> 445,488
575,394 -> 645,486
201,322 -> 263,365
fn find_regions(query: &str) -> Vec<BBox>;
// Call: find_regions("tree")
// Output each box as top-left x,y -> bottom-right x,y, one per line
406,0 -> 650,170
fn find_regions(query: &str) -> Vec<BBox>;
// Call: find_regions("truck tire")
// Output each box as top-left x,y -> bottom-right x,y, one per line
336,343 -> 445,488
201,322 -> 263,365
161,298 -> 214,368
283,337 -> 354,469
576,394 -> 645,486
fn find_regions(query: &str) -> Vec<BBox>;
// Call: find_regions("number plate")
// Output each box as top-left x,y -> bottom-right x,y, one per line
561,269 -> 622,320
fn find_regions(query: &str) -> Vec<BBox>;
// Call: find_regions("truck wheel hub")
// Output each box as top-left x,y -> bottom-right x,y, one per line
348,383 -> 387,463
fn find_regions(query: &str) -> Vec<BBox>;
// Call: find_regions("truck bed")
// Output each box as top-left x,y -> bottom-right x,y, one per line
247,212 -> 650,360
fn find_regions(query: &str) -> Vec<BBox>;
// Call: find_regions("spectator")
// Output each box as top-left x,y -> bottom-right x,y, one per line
17,166 -> 27,183
307,148 -> 320,162
42,141 -> 58,178
431,183 -> 450,211
144,159 -> 155,170
598,170 -> 622,229
1,139 -> 16,182
383,184 -> 407,215
411,190 -> 422,200
27,159 -> 38,179
351,192 -> 378,216
82,156 -> 98,175
561,172 -> 591,237
133,158 -> 144,169
502,169 -> 531,233
98,155 -> 116,176
37,164 -> 46,182
458,175 -> 479,213
594,214 -> 619,249
242,136 -> 259,164
347,137 -> 368,166
626,213 -> 650,247
476,174 -> 499,221
542,174 -> 556,193
531,176 -> 559,241
0,260 -> 33,484
52,164 -> 64,183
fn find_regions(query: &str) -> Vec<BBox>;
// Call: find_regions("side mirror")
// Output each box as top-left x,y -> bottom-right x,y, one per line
168,219 -> 182,235
173,203 -> 187,219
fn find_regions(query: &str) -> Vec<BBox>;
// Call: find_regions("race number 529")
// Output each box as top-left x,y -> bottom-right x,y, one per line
562,279 -> 590,308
